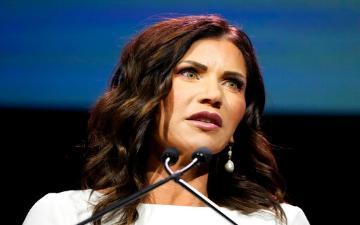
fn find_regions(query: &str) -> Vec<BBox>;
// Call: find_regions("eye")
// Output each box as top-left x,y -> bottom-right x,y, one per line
223,78 -> 245,91
177,67 -> 200,80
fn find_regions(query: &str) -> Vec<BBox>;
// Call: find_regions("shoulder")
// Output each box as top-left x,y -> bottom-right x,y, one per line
23,189 -> 100,225
220,203 -> 310,225
280,203 -> 310,225
135,203 -> 310,225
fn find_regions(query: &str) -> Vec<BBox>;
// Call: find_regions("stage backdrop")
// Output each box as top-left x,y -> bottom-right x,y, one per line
1,0 -> 359,114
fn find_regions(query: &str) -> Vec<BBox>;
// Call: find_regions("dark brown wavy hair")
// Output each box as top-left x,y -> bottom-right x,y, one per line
82,15 -> 286,225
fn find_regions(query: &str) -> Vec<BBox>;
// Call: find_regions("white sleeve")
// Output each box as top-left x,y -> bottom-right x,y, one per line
287,207 -> 311,225
22,194 -> 66,225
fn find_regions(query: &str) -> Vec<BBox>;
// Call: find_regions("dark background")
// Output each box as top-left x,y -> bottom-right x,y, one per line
2,107 -> 358,224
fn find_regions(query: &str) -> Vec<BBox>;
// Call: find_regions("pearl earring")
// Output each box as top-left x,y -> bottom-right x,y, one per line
224,144 -> 234,173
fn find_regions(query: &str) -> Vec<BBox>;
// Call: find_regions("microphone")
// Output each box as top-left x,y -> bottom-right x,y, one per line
192,147 -> 213,164
165,147 -> 239,225
76,148 -> 200,225
160,147 -> 179,165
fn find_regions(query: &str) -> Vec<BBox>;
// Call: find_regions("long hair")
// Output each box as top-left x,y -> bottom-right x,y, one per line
82,15 -> 286,225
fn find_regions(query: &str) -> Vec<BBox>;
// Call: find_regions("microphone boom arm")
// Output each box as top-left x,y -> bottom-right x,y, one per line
164,159 -> 239,225
176,179 -> 238,225
76,148 -> 238,225
77,158 -> 180,225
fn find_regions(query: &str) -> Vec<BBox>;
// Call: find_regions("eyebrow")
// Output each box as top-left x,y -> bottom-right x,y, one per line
178,60 -> 246,79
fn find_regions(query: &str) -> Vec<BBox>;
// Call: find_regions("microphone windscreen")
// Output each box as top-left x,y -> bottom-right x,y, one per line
192,147 -> 212,164
161,148 -> 179,165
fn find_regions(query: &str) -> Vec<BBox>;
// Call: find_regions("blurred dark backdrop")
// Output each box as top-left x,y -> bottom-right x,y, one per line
1,107 -> 358,224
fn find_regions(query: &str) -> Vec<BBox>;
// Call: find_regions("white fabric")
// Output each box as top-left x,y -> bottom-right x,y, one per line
23,189 -> 310,225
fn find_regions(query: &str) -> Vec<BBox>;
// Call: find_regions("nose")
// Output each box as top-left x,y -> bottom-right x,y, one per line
198,78 -> 223,109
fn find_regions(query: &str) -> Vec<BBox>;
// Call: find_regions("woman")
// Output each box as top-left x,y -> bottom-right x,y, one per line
23,15 -> 310,225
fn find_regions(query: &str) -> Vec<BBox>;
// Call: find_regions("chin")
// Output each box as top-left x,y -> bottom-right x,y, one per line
177,141 -> 224,155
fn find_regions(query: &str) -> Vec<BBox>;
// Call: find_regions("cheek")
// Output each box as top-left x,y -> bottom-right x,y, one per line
235,101 -> 246,120
171,80 -> 193,109
227,98 -> 246,131
153,88 -> 180,147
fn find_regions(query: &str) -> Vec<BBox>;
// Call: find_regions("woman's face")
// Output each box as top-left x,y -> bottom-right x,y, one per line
155,37 -> 247,157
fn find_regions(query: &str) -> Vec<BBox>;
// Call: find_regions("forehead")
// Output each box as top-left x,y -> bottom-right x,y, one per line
179,37 -> 246,74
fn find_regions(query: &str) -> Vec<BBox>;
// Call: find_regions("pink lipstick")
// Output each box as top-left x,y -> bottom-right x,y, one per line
186,111 -> 222,131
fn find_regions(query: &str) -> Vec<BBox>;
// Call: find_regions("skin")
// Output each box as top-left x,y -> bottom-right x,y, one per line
146,37 -> 248,206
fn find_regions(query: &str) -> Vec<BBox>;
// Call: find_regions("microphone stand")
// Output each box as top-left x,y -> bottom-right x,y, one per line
76,157 -> 199,225
164,161 -> 239,225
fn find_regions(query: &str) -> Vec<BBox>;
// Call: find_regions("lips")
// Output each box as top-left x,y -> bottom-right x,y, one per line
186,111 -> 223,129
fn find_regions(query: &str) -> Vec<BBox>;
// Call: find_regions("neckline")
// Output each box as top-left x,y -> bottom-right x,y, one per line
140,203 -> 208,208
91,189 -> 210,208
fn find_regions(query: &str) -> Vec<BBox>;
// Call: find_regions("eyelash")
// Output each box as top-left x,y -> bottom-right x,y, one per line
177,67 -> 245,91
223,77 -> 245,91
178,67 -> 200,79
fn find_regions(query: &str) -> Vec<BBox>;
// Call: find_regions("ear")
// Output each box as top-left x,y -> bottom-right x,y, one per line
229,136 -> 234,144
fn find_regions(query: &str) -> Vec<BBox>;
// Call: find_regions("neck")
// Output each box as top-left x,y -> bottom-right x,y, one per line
144,152 -> 209,206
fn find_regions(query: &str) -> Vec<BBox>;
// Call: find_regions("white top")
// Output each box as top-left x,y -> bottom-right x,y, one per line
23,190 -> 310,225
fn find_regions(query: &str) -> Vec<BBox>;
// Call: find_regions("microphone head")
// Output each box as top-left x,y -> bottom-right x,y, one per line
161,148 -> 179,165
192,147 -> 213,164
